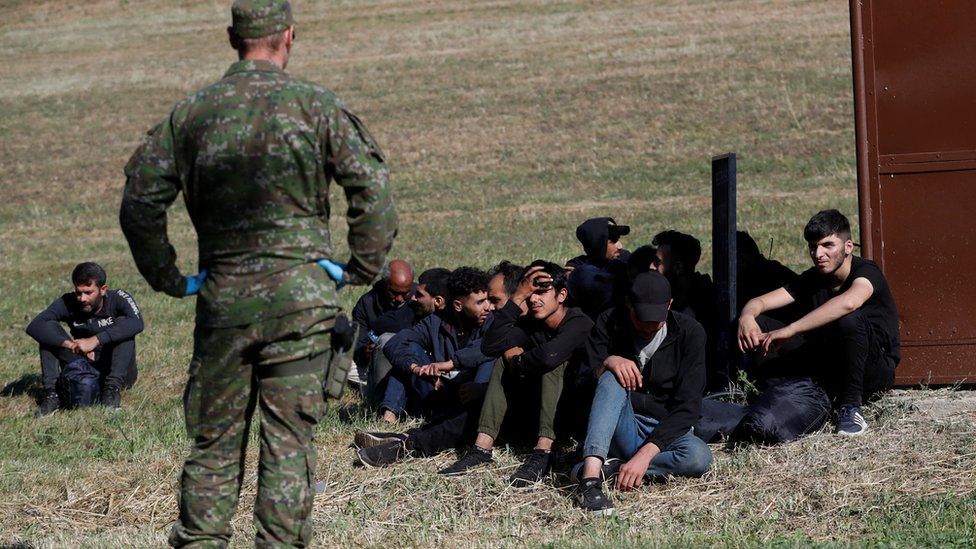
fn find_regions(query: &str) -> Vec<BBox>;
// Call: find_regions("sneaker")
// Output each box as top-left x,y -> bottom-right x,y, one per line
100,385 -> 121,410
357,440 -> 411,467
36,390 -> 60,417
437,446 -> 493,476
347,363 -> 366,388
574,478 -> 615,516
570,458 -> 622,485
510,449 -> 553,488
836,405 -> 868,436
354,431 -> 409,449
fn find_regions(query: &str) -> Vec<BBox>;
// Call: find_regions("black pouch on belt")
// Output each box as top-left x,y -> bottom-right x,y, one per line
323,314 -> 358,400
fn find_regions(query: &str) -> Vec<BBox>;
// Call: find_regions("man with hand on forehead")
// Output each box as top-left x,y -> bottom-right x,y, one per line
573,271 -> 712,516
438,261 -> 593,487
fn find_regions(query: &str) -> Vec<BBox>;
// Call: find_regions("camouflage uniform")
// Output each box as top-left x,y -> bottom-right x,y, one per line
119,1 -> 396,546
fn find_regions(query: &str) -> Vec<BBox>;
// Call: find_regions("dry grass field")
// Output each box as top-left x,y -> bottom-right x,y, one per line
1,0 -> 974,546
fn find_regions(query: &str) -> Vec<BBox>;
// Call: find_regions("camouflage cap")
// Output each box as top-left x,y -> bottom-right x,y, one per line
231,0 -> 294,39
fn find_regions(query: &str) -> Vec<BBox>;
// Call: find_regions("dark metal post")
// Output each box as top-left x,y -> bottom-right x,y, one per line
712,153 -> 737,385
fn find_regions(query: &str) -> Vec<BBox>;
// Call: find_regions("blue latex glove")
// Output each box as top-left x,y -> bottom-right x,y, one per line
316,259 -> 347,289
184,269 -> 208,296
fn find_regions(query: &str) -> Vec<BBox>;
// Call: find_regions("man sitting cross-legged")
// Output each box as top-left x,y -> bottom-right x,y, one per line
376,267 -> 495,420
439,260 -> 594,487
573,271 -> 713,515
366,267 -> 452,419
737,209 -> 900,436
355,266 -> 499,465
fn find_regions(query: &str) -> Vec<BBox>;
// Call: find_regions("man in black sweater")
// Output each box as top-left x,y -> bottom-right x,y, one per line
574,271 -> 712,515
26,262 -> 144,415
439,260 -> 594,487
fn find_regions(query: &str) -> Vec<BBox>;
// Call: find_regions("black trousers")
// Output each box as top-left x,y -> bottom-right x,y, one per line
40,339 -> 138,391
752,312 -> 895,407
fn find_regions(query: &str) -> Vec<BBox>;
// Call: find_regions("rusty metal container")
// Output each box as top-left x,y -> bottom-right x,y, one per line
849,1 -> 976,384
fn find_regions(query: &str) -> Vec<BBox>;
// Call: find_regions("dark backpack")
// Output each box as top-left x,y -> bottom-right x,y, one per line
60,358 -> 101,408
732,377 -> 831,445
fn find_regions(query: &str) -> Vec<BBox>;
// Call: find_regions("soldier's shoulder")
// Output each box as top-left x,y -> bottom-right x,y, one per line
282,74 -> 344,107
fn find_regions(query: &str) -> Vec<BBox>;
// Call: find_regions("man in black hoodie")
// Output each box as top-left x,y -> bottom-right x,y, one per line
566,217 -> 631,319
26,262 -> 144,415
573,271 -> 712,515
438,260 -> 594,487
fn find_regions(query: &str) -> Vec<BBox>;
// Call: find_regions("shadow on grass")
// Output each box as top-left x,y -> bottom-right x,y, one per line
1,373 -> 43,402
334,400 -> 373,424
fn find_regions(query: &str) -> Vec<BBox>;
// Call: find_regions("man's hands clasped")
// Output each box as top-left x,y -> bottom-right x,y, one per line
737,314 -> 797,355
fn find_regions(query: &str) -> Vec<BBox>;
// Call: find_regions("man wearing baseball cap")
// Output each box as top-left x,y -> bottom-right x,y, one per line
122,0 -> 397,545
565,217 -> 632,319
572,271 -> 712,515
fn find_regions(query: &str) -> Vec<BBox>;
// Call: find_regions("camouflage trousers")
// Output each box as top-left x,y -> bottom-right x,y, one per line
169,307 -> 334,548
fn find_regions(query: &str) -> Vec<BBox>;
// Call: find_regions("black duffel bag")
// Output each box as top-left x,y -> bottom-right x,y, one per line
732,377 -> 831,445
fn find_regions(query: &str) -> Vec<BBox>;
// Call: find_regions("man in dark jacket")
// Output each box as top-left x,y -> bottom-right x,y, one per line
26,262 -> 144,414
351,259 -> 415,369
363,267 -> 451,416
573,271 -> 713,515
439,260 -> 594,487
375,267 -> 494,419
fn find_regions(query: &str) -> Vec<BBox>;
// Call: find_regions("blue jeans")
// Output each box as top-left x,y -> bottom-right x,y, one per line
582,371 -> 712,478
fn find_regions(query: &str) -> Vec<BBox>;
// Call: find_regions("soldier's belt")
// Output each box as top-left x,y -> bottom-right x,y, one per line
261,352 -> 328,379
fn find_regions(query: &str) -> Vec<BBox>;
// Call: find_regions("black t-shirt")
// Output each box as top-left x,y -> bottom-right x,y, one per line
785,256 -> 900,362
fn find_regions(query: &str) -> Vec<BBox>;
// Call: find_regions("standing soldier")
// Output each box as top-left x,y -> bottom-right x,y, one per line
120,1 -> 397,546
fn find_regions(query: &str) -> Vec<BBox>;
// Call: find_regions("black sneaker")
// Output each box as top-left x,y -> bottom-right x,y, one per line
354,431 -> 409,449
570,458 -> 622,485
36,390 -> 60,417
357,440 -> 411,467
836,405 -> 869,436
437,446 -> 493,476
509,449 -> 553,488
575,478 -> 615,516
100,385 -> 121,410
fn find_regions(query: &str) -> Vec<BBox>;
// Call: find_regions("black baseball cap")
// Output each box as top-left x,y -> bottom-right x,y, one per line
628,271 -> 671,322
608,218 -> 630,241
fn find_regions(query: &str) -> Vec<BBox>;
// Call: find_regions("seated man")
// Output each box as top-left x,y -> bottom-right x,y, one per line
737,209 -> 900,436
573,271 -> 712,515
26,262 -> 144,415
365,267 -> 451,417
652,230 -> 714,323
355,265 -> 521,466
351,259 -> 415,380
736,230 -> 800,323
439,261 -> 593,487
375,267 -> 494,421
566,217 -> 631,319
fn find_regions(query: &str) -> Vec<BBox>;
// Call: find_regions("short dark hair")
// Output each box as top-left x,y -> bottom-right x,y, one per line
487,260 -> 524,297
72,262 -> 106,287
803,209 -> 852,243
418,268 -> 451,299
737,230 -> 762,261
627,245 -> 660,280
447,267 -> 490,302
526,259 -> 568,292
652,230 -> 702,271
